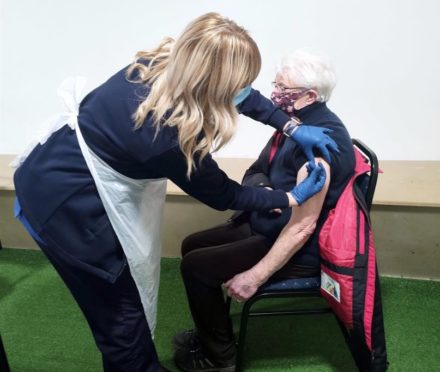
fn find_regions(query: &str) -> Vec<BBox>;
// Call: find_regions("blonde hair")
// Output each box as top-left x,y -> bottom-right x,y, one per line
127,12 -> 261,177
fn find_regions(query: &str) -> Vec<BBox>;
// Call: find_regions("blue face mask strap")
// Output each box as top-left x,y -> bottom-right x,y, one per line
233,85 -> 252,106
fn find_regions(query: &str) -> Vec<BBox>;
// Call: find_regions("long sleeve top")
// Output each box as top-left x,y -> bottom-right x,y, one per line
236,102 -> 355,267
13,63 -> 293,281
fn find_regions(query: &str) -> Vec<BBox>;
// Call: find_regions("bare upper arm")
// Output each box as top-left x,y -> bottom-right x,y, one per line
288,158 -> 331,228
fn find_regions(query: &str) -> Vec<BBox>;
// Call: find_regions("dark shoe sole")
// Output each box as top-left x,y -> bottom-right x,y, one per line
175,363 -> 235,372
173,353 -> 235,372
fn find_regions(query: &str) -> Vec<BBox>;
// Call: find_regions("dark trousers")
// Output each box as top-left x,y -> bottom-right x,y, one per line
180,221 -> 318,362
36,242 -> 162,372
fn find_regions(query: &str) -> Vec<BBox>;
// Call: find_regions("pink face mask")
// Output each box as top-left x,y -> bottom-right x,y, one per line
270,90 -> 307,114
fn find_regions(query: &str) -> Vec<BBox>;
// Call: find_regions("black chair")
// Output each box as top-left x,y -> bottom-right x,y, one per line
228,138 -> 379,371
0,333 -> 11,372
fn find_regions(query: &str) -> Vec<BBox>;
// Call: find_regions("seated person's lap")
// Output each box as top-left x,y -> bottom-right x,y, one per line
181,220 -> 319,287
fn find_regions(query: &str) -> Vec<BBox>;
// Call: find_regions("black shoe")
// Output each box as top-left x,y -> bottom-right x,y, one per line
173,329 -> 201,351
174,348 -> 235,372
157,366 -> 173,372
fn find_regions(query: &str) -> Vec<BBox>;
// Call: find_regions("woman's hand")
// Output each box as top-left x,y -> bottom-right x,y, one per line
224,270 -> 262,302
289,162 -> 327,206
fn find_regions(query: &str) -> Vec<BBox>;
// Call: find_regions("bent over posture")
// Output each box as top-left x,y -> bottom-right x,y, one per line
13,15 -> 333,372
174,50 -> 356,372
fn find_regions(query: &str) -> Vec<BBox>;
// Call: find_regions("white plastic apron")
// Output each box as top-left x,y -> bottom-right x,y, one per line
13,77 -> 167,334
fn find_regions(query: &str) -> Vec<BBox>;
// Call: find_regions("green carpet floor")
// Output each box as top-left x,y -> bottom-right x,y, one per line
0,248 -> 439,371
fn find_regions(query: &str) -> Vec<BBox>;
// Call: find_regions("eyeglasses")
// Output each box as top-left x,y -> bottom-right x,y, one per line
271,82 -> 308,94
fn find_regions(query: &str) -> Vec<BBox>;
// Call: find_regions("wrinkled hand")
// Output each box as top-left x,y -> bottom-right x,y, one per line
291,125 -> 339,165
290,162 -> 326,205
224,270 -> 261,302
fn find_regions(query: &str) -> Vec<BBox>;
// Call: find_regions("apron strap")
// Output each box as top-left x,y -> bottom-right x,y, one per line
10,77 -> 87,169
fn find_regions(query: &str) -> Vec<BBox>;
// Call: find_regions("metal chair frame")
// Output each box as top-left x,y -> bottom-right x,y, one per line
0,333 -> 11,372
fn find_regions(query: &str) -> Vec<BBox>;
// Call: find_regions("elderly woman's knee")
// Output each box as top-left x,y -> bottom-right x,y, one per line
180,251 -> 197,277
180,249 -> 213,284
181,234 -> 198,257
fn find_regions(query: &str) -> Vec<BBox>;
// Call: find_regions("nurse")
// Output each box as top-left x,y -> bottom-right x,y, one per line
13,12 -> 334,372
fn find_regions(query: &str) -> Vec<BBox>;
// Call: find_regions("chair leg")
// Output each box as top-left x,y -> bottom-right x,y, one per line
226,296 -> 232,315
235,299 -> 254,372
0,334 -> 11,372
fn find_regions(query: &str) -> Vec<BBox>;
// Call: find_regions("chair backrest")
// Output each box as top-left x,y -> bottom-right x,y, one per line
352,138 -> 379,211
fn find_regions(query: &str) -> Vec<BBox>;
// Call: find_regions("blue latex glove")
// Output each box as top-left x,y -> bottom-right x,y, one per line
290,125 -> 339,165
290,162 -> 326,205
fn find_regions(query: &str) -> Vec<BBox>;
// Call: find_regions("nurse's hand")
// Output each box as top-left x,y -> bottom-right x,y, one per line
285,122 -> 339,165
287,162 -> 326,206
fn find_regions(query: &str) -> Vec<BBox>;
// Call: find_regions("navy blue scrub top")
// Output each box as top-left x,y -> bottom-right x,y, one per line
14,198 -> 45,244
13,62 -> 294,282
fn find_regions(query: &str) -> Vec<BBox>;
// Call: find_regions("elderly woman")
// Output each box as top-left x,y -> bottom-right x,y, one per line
173,50 -> 357,372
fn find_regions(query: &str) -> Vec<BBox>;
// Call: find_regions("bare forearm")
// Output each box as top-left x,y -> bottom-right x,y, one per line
251,159 -> 330,285
225,159 -> 330,302
251,219 -> 316,285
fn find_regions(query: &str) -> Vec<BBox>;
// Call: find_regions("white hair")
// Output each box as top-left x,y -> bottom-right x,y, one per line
277,50 -> 337,102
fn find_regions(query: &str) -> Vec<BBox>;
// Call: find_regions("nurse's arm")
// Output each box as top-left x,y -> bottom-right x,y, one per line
237,88 -> 290,131
156,146 -> 291,212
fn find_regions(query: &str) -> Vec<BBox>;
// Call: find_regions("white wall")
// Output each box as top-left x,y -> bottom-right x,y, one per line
1,0 -> 439,160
